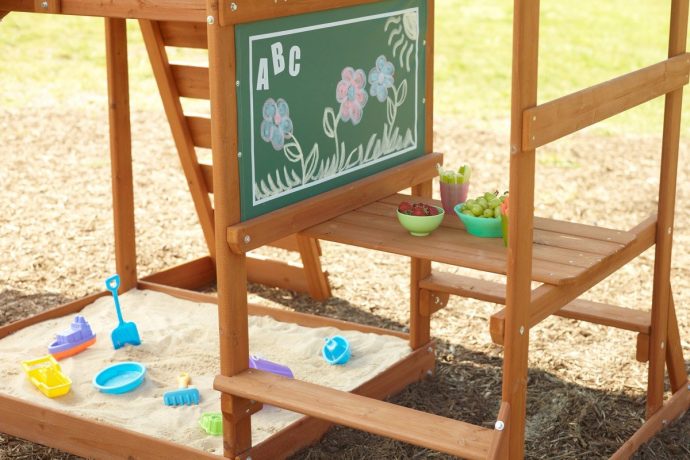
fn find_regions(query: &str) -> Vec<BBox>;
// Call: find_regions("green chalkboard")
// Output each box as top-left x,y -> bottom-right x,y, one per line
236,0 -> 427,220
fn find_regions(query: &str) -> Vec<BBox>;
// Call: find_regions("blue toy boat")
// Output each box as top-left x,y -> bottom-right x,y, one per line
48,315 -> 97,360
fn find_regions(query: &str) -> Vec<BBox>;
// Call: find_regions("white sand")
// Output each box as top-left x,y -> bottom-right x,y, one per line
0,289 -> 411,455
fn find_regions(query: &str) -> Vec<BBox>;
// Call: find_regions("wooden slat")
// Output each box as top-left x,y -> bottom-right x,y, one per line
200,162 -> 214,193
419,272 -> 505,304
611,385 -> 690,459
140,255 -> 216,289
187,114 -> 212,148
356,202 -> 620,268
215,369 -> 495,459
246,254 -> 310,294
305,202 -> 606,286
523,54 -> 690,150
3,0 -> 206,22
249,345 -> 435,459
228,152 -> 443,253
159,20 -> 207,49
0,393 -> 216,460
219,0 -> 381,26
171,63 -> 210,99
556,299 -> 650,333
378,193 -> 635,248
106,17 -> 137,291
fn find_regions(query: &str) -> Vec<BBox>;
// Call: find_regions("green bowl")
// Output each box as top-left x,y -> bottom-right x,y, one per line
396,207 -> 445,237
454,203 -> 502,238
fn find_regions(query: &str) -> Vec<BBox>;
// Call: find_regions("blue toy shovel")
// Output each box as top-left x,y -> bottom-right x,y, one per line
105,275 -> 141,349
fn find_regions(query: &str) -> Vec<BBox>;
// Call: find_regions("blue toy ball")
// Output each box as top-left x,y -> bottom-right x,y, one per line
322,335 -> 351,365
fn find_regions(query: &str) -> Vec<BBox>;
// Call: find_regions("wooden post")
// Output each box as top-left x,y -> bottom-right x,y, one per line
409,0 -> 435,350
503,0 -> 540,458
646,0 -> 689,418
105,17 -> 137,291
207,1 -> 252,456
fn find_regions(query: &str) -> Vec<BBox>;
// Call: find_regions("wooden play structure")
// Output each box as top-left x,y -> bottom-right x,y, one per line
1,0 -> 689,458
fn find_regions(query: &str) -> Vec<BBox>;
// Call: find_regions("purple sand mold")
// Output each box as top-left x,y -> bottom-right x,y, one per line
249,355 -> 294,379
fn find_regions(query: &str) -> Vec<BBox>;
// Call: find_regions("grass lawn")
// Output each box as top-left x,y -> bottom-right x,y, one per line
1,1 -> 688,134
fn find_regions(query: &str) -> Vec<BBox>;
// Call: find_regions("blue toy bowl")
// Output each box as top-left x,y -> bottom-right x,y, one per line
93,361 -> 146,394
322,336 -> 351,365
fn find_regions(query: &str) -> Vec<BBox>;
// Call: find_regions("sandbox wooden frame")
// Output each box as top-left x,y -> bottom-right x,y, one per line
1,0 -> 689,459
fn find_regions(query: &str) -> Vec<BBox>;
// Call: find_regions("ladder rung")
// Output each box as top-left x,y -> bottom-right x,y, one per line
214,369 -> 496,459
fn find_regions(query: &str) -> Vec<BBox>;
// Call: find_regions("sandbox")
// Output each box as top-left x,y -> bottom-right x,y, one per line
0,289 -> 412,456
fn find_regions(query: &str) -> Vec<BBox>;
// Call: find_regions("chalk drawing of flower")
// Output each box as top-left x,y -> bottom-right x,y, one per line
368,55 -> 395,103
260,98 -> 294,151
335,67 -> 368,125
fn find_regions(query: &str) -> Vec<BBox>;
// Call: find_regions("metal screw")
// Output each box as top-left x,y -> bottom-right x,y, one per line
495,420 -> 505,431
236,80 -> 240,87
668,227 -> 672,235
433,296 -> 441,305
207,15 -> 215,24
519,326 -> 525,335
661,341 -> 665,349
510,145 -> 518,154
662,419 -> 668,426
422,98 -> 426,104
423,39 -> 426,46
238,151 -> 242,158
40,1 -> 48,8
426,370 -> 433,377
230,2 -> 238,11
244,235 -> 251,244
427,347 -> 433,353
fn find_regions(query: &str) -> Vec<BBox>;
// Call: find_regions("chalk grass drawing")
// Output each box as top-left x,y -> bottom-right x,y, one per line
254,14 -> 417,202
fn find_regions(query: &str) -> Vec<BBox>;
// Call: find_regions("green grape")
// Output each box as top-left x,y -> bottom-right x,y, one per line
483,209 -> 494,218
477,197 -> 488,208
462,210 -> 473,215
488,199 -> 501,209
471,205 -> 483,217
465,199 -> 476,207
499,195 -> 506,203
494,207 -> 501,218
484,192 -> 496,201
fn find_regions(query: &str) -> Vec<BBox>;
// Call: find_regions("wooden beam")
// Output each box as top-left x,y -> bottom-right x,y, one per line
207,2 -> 252,454
247,345 -> 435,459
187,114 -> 212,148
611,384 -> 690,459
503,0 -> 540,456
215,369 -> 495,459
0,393 -> 217,460
218,0 -> 382,26
170,63 -> 210,99
648,0 -> 689,418
523,54 -> 690,150
33,0 -> 60,13
294,235 -> 331,300
159,20 -> 207,49
3,0 -> 207,22
229,152 -> 442,253
666,292 -> 688,392
487,402 -> 510,460
105,17 -> 137,291
0,291 -> 110,339
419,271 -> 506,304
246,253 -> 311,295
140,20 -> 216,258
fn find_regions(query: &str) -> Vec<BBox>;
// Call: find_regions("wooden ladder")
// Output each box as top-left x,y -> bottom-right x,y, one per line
138,19 -> 331,300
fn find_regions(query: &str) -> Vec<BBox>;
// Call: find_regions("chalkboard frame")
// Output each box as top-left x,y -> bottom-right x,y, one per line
235,0 -> 428,220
